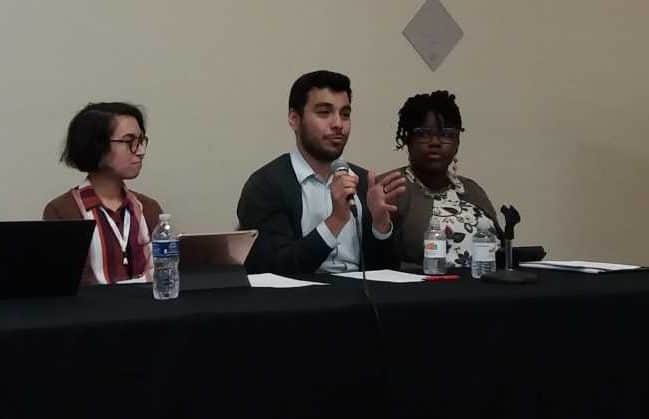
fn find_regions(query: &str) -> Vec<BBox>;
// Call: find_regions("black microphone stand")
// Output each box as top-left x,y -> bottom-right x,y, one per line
481,205 -> 537,284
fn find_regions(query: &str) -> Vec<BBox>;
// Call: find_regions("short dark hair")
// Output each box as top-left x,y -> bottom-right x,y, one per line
395,90 -> 464,150
60,102 -> 146,172
288,70 -> 352,115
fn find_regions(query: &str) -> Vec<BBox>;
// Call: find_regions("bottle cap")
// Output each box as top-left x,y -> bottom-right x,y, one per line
159,213 -> 171,222
476,217 -> 491,232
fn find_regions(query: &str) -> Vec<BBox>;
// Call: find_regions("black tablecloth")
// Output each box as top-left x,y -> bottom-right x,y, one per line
2,268 -> 649,418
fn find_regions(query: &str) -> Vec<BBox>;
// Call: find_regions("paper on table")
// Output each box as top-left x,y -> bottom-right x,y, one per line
519,260 -> 641,274
116,276 -> 148,284
248,273 -> 327,288
335,269 -> 424,283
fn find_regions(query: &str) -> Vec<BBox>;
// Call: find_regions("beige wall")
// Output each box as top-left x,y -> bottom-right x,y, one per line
1,0 -> 647,264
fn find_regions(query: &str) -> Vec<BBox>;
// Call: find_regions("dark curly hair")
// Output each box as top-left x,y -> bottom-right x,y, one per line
395,90 -> 464,150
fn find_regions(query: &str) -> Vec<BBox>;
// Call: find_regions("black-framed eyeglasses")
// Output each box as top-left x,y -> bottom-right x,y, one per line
410,127 -> 460,145
110,134 -> 149,153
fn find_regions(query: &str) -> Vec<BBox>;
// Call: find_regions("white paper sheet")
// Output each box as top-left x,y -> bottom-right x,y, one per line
247,273 -> 327,288
519,260 -> 642,274
335,269 -> 425,283
116,276 -> 148,284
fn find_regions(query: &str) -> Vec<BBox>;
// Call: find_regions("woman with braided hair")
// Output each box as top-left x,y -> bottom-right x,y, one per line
388,91 -> 500,268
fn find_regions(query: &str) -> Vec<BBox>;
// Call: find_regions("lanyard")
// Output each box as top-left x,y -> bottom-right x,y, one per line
99,207 -> 131,265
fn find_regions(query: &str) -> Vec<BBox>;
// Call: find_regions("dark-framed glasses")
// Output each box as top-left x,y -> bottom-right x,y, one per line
110,134 -> 149,153
410,127 -> 460,145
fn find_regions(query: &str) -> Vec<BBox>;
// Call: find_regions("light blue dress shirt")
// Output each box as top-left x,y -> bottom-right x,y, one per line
289,150 -> 391,273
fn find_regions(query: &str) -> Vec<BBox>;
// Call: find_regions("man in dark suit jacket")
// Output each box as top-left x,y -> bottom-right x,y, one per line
237,70 -> 405,274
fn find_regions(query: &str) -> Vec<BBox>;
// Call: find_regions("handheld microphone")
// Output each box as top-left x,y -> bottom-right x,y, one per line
330,159 -> 358,217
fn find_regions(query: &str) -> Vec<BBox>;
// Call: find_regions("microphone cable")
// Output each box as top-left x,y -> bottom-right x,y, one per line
353,210 -> 395,415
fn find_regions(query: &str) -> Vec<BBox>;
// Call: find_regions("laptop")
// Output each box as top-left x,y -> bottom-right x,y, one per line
0,220 -> 95,299
177,230 -> 258,290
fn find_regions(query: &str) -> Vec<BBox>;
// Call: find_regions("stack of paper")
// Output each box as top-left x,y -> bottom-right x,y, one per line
519,260 -> 642,274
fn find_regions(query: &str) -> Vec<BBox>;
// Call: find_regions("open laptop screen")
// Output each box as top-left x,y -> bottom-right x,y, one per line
178,230 -> 258,272
0,220 -> 95,299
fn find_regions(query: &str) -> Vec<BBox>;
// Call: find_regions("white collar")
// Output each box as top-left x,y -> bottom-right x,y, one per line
289,150 -> 316,184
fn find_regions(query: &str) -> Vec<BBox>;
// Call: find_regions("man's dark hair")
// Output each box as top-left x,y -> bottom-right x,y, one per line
60,102 -> 146,172
288,70 -> 352,115
395,90 -> 464,149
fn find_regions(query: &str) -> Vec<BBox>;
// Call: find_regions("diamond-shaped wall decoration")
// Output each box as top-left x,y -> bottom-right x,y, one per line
403,0 -> 464,72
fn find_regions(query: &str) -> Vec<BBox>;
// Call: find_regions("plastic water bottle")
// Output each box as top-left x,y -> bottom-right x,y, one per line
152,214 -> 180,300
471,219 -> 498,279
423,213 -> 447,275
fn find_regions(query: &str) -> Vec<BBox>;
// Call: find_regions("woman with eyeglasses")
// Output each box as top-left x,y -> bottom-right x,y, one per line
388,91 -> 499,269
43,102 -> 162,285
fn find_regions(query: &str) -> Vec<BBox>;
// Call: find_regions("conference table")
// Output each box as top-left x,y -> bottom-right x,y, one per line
2,267 -> 649,418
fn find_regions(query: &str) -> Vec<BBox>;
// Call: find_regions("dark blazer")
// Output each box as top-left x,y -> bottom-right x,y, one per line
237,153 -> 398,274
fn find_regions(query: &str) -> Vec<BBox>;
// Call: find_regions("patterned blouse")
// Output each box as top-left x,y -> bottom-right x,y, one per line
398,166 -> 498,268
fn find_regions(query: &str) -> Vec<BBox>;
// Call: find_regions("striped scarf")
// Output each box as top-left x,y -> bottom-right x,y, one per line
70,179 -> 153,285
